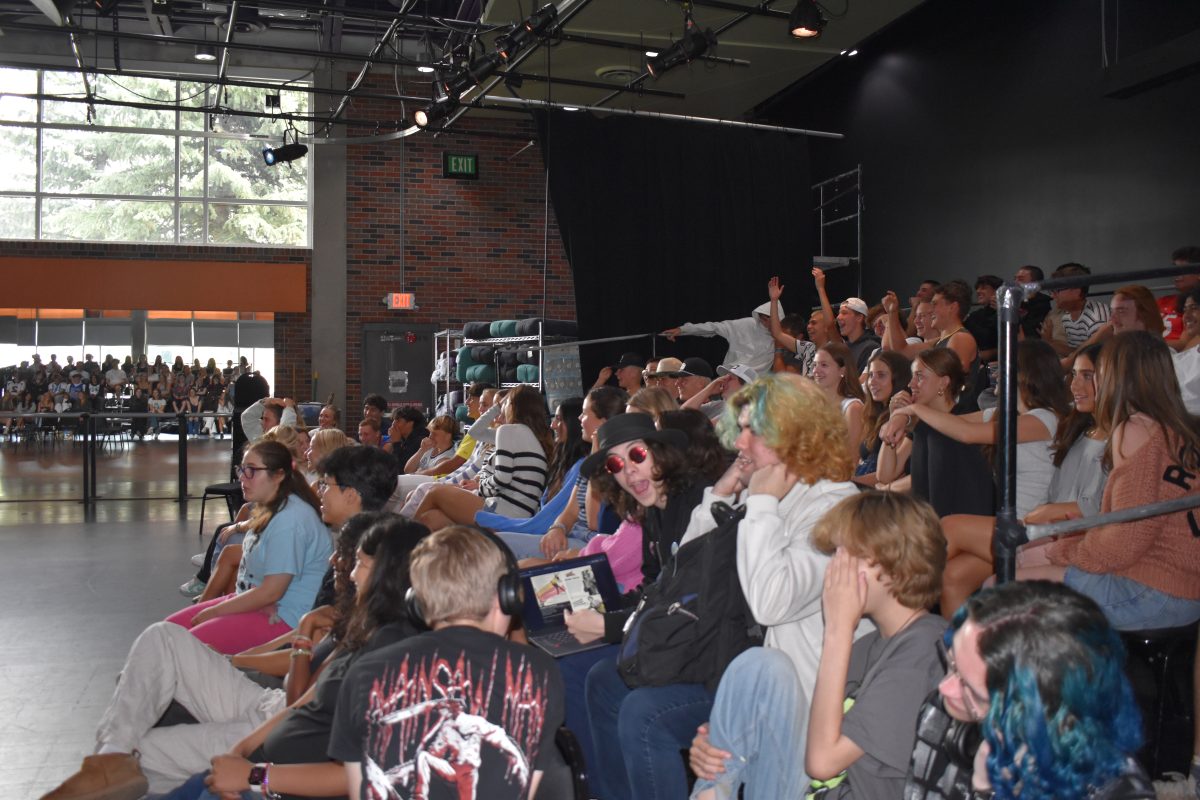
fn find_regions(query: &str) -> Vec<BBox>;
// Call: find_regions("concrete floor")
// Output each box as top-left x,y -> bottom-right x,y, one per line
0,437 -> 233,799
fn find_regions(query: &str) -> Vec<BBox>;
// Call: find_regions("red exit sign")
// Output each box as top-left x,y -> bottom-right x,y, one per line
384,292 -> 418,310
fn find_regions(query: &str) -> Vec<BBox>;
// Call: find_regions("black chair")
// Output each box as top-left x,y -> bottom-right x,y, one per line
198,481 -> 243,539
1121,621 -> 1198,779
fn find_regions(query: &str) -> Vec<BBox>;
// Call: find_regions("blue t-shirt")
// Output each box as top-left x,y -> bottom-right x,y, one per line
236,495 -> 333,628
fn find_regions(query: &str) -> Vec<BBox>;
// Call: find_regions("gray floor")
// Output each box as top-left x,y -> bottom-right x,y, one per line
0,438 -> 231,799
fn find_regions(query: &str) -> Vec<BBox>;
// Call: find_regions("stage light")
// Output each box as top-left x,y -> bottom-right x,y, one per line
414,98 -> 455,129
262,142 -> 307,165
496,4 -> 559,62
646,24 -> 714,78
789,0 -> 826,39
468,52 -> 502,84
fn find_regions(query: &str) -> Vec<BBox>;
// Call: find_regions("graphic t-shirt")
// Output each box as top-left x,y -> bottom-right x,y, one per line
329,625 -> 564,800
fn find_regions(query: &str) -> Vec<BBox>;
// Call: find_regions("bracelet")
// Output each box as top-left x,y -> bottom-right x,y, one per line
292,635 -> 313,647
290,647 -> 312,659
547,523 -> 566,534
263,764 -> 282,800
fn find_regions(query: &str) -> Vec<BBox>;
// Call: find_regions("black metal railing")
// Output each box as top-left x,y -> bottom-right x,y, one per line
1,410 -> 232,506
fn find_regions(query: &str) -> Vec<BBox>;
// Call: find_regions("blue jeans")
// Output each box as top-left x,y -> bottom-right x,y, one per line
153,771 -> 208,800
497,530 -> 589,559
556,643 -> 619,778
1064,568 -> 1200,630
585,657 -> 715,800
690,648 -> 809,799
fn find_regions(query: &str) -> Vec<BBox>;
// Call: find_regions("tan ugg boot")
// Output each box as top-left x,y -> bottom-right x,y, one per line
39,752 -> 148,800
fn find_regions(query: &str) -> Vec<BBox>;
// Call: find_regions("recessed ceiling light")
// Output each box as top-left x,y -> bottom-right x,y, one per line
194,44 -> 217,62
839,49 -> 847,55
847,49 -> 858,56
563,106 -> 579,111
645,50 -> 658,58
417,65 -> 434,73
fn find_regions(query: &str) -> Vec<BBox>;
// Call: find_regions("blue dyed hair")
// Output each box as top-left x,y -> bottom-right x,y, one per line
950,581 -> 1142,800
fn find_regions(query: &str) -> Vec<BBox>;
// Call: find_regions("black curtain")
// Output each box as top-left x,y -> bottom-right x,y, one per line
535,110 -> 812,382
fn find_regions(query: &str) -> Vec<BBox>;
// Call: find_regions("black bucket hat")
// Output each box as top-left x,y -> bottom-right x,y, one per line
580,413 -> 688,477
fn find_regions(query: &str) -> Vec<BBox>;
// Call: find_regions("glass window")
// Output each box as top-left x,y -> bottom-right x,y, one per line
0,125 -> 36,192
0,67 -> 310,247
208,203 -> 307,247
0,68 -> 37,122
0,196 -> 36,239
41,128 -> 176,197
41,199 -> 175,243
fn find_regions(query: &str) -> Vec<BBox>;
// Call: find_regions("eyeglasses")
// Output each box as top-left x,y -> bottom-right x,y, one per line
605,445 -> 648,475
937,638 -> 987,721
236,464 -> 277,480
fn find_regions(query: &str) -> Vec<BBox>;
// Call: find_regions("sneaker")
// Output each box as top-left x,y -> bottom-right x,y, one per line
39,752 -> 148,800
179,577 -> 206,597
190,552 -> 205,567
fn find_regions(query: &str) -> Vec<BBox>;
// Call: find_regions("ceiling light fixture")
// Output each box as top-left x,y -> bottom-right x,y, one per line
789,0 -> 826,39
194,44 -> 217,62
416,65 -> 435,73
262,137 -> 307,166
497,3 -> 559,62
414,97 -> 456,129
645,50 -> 659,58
646,18 -> 715,79
847,48 -> 858,56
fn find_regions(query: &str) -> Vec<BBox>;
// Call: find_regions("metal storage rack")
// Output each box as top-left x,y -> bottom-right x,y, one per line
432,322 -> 574,403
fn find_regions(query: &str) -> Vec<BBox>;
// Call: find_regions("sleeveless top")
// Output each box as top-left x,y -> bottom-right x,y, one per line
935,334 -> 984,414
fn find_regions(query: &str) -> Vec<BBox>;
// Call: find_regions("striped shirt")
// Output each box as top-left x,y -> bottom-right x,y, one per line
477,423 -> 548,518
1059,299 -> 1110,348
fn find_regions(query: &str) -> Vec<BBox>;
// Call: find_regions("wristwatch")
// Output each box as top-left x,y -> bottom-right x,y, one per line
248,763 -> 282,799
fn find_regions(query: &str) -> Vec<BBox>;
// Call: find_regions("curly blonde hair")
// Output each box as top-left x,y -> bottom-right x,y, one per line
717,373 -> 853,483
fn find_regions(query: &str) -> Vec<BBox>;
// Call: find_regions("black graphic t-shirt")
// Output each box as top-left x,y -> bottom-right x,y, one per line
329,625 -> 564,800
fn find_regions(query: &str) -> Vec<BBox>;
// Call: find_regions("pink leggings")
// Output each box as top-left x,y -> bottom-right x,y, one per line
165,594 -> 293,655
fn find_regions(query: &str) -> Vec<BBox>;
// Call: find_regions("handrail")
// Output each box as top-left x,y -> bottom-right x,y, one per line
992,260 -> 1200,583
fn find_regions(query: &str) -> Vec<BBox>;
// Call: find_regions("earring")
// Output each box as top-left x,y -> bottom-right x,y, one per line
937,389 -> 944,396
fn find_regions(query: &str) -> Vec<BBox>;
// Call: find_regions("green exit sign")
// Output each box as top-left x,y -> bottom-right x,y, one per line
443,153 -> 479,179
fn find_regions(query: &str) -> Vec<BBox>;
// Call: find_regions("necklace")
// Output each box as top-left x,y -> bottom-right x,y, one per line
888,606 -> 928,638
937,326 -> 964,343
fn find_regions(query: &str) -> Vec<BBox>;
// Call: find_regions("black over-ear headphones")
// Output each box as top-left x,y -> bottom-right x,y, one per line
406,526 -> 524,628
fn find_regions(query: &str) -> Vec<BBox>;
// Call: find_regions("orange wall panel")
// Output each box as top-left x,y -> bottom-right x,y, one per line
0,258 -> 307,312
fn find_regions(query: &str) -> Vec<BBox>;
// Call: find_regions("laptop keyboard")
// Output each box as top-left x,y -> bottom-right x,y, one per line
535,629 -> 585,653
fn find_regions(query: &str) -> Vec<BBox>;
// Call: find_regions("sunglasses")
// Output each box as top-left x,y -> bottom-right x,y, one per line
605,445 -> 648,475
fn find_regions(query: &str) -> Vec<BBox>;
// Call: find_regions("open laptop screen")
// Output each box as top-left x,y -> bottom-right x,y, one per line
519,553 -> 622,632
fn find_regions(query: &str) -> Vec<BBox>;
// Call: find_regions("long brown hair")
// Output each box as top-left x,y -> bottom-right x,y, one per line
862,351 -> 912,450
245,440 -> 322,533
1052,343 -> 1103,467
1095,331 -> 1200,470
506,384 -> 554,458
820,342 -> 866,402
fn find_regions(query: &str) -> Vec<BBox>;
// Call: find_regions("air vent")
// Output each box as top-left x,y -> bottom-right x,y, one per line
595,66 -> 642,84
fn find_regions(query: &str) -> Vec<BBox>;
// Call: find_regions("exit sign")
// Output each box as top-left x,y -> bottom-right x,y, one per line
384,292 -> 418,310
443,152 -> 479,179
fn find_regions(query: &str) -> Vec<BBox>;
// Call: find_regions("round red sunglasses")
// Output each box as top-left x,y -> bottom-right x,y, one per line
605,445 -> 648,475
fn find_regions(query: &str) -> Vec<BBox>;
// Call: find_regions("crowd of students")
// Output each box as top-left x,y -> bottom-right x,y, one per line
1,354 -> 255,439
36,248 -> 1200,800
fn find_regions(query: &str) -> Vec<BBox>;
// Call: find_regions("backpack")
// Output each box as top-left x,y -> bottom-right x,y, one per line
616,501 -> 763,690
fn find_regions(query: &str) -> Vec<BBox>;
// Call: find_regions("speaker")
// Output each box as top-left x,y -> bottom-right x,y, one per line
406,526 -> 524,627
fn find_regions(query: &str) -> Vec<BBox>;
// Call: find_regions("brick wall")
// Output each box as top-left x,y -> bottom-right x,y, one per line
341,83 -> 576,427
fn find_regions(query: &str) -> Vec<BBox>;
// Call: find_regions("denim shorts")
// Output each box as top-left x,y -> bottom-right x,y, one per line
1064,567 -> 1200,631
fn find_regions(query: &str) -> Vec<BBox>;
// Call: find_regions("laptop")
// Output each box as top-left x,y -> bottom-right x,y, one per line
520,553 -> 623,658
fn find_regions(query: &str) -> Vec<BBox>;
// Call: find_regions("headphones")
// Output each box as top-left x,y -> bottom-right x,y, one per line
405,526 -> 524,628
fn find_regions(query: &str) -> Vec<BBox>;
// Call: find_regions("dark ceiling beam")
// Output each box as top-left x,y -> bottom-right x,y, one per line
589,0 -> 774,108
0,19 -> 431,68
555,31 -> 749,67
0,58 -> 430,103
504,69 -> 685,98
444,0 -> 597,129
142,0 -> 173,35
319,0 -> 345,53
1103,27 -> 1200,98
687,0 -> 788,20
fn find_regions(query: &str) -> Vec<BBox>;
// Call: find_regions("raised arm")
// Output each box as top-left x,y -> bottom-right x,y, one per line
768,277 -> 800,352
813,267 -> 843,344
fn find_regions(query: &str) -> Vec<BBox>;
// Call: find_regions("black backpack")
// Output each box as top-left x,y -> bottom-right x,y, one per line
616,501 -> 764,690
